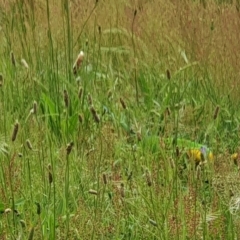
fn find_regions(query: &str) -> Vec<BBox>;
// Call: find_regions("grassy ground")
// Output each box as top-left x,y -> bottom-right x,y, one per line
0,0 -> 240,239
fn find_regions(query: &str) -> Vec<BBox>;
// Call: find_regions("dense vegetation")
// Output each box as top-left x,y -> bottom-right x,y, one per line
0,0 -> 240,239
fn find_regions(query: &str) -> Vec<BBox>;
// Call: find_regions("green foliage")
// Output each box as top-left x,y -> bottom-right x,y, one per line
0,0 -> 240,239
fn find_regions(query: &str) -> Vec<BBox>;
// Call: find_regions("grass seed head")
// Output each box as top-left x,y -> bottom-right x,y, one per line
89,189 -> 98,195
176,146 -> 180,158
48,164 -> 53,184
103,173 -> 107,184
98,25 -> 101,35
35,202 -> 41,215
33,101 -> 37,114
26,139 -> 33,150
21,58 -> 29,69
165,107 -> 171,116
90,106 -> 100,123
73,51 -> 84,75
120,183 -> 125,198
0,73 -> 3,87
166,69 -> 171,80
213,106 -> 220,120
4,208 -> 12,214
88,93 -> 92,105
10,51 -> 16,67
20,220 -> 26,228
12,121 -> 19,142
63,89 -> 69,108
28,226 -> 34,240
149,219 -> 157,226
107,90 -> 112,100
120,97 -> 127,109
78,87 -> 83,99
146,171 -> 152,187
66,141 -> 74,155
134,9 -> 137,16
78,114 -> 83,124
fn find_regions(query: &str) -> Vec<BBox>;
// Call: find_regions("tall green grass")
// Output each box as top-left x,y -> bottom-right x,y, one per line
0,0 -> 240,239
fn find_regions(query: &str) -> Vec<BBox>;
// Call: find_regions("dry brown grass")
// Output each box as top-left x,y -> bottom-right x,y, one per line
1,0 -> 240,97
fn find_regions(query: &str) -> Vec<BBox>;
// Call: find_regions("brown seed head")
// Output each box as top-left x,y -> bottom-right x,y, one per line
166,69 -> 171,80
146,171 -> 152,187
120,97 -> 127,109
28,227 -> 35,240
213,106 -> 220,120
48,164 -> 53,184
107,90 -> 112,99
11,51 -> 16,67
66,141 -> 74,155
103,173 -> 107,185
120,183 -> 125,198
26,139 -> 33,150
176,146 -> 180,158
88,93 -> 92,105
90,106 -> 100,123
33,101 -> 37,114
35,202 -> 41,215
63,89 -> 69,108
134,9 -> 137,16
78,87 -> 83,99
12,121 -> 19,142
0,73 -> 3,87
78,114 -> 83,124
73,51 -> 84,75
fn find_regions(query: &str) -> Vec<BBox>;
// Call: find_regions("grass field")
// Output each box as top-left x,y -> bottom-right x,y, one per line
1,0 -> 240,239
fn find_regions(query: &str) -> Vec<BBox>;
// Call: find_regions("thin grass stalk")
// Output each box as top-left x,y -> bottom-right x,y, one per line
132,9 -> 139,105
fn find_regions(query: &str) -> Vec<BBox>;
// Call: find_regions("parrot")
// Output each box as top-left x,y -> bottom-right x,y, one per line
164,137 -> 214,165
